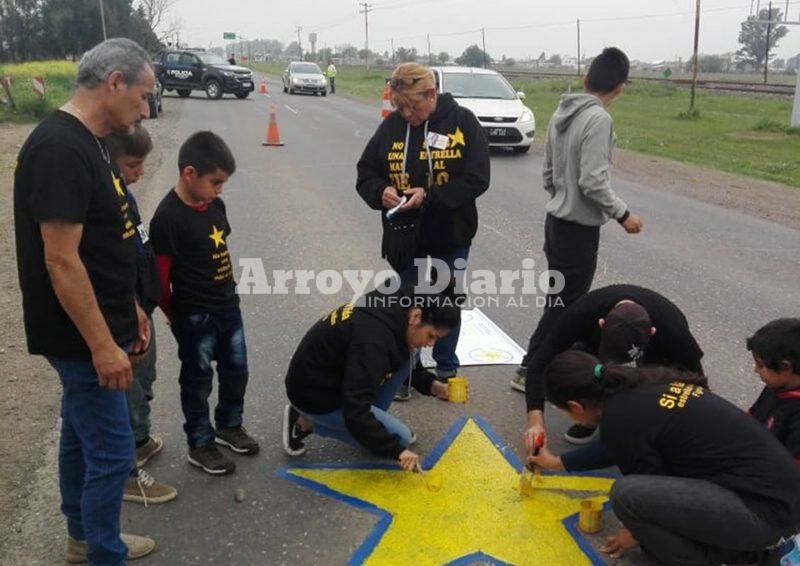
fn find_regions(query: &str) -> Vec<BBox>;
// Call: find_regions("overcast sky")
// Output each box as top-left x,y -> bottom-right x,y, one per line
170,0 -> 799,63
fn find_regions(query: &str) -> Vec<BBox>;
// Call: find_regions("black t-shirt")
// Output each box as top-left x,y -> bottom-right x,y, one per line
526,284 -> 705,411
750,386 -> 800,464
602,382 -> 800,528
13,111 -> 138,359
149,190 -> 238,315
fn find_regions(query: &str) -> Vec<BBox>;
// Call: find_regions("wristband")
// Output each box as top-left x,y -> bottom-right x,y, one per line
617,210 -> 630,224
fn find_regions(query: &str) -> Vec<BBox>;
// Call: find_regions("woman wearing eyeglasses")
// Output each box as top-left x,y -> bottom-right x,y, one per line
356,62 -> 490,389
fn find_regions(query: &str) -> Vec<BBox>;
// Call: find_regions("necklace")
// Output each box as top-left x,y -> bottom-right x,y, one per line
62,101 -> 110,164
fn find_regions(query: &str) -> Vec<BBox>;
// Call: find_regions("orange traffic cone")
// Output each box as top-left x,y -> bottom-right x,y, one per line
262,104 -> 284,147
380,82 -> 392,119
258,81 -> 267,94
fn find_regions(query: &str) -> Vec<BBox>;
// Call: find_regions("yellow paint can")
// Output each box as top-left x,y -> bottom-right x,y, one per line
447,377 -> 468,403
578,498 -> 603,534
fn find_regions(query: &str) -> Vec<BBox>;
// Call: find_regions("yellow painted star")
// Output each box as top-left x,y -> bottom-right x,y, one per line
448,127 -> 466,148
283,417 -> 614,565
111,172 -> 125,197
208,225 -> 226,248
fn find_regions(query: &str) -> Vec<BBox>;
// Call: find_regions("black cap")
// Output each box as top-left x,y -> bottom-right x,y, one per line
598,302 -> 652,363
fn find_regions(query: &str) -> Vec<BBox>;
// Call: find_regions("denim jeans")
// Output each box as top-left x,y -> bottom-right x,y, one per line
47,357 -> 134,566
399,247 -> 469,375
126,319 -> 157,445
171,308 -> 249,449
611,475 -> 794,566
300,358 -> 414,451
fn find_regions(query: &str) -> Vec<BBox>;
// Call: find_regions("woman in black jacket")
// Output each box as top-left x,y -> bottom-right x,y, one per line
356,62 -> 490,384
543,350 -> 800,564
282,287 -> 463,471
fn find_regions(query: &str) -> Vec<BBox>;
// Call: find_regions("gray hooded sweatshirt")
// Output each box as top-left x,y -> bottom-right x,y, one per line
543,93 -> 628,226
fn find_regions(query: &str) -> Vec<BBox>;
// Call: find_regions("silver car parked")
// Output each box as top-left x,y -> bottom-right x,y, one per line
282,62 -> 328,96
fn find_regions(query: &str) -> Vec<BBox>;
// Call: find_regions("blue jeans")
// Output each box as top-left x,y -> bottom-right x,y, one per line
171,308 -> 249,449
47,357 -> 134,566
399,247 -> 469,375
300,359 -> 414,451
126,319 -> 157,445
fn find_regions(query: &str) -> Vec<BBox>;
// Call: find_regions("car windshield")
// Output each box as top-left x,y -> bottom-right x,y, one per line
442,72 -> 517,100
292,63 -> 322,74
196,53 -> 228,65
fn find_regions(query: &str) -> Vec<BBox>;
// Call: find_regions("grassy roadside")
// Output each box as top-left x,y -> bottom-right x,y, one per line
251,62 -> 800,188
0,61 -> 76,123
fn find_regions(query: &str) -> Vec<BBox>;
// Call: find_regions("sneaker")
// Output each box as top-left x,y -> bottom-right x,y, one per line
564,424 -> 599,445
135,435 -> 163,468
282,404 -> 312,457
409,431 -> 418,446
65,533 -> 155,563
436,368 -> 457,382
215,426 -> 260,455
188,443 -> 236,475
393,379 -> 412,402
516,364 -> 528,377
510,372 -> 526,393
124,468 -> 178,506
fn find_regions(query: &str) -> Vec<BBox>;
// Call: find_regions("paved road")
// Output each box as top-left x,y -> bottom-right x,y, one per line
122,76 -> 800,565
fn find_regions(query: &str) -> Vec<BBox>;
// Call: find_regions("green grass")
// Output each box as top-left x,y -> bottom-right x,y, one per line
251,63 -> 800,188
0,60 -> 76,123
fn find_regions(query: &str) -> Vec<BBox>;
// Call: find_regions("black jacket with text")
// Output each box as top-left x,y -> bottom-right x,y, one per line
285,292 -> 436,459
356,93 -> 490,261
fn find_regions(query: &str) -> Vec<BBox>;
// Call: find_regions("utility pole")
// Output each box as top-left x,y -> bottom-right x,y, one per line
391,38 -> 395,64
747,16 -> 800,126
481,27 -> 487,68
576,19 -> 581,75
359,2 -> 373,69
427,34 -> 432,65
98,0 -> 107,41
295,26 -> 303,59
764,2 -> 772,84
689,0 -> 701,114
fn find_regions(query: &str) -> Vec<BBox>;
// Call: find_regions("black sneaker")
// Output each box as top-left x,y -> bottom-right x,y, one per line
393,379 -> 412,402
282,404 -> 311,457
215,426 -> 260,455
564,424 -> 599,445
188,443 -> 236,475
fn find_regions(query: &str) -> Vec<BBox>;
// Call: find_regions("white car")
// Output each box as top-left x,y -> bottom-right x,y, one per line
431,66 -> 535,153
282,62 -> 327,96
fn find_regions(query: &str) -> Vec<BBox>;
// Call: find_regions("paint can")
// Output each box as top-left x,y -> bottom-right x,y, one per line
447,377 -> 468,403
578,499 -> 603,534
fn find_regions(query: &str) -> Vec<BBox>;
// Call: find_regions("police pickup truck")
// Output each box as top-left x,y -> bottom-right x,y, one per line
154,49 -> 255,99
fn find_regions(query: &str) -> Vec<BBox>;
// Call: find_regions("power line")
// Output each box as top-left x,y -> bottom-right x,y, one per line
359,2 -> 373,68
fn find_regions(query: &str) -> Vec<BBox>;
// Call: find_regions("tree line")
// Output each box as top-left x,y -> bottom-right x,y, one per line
0,0 -> 163,62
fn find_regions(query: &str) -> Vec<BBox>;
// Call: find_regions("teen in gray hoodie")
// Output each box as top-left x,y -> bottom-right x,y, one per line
514,49 -> 644,446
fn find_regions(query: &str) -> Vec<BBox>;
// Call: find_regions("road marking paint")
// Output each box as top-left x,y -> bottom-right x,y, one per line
284,104 -> 299,115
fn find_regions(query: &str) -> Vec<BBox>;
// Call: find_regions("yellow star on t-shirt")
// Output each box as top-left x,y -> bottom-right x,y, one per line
208,225 -> 226,248
448,127 -> 466,148
281,417 -> 615,565
111,172 -> 125,197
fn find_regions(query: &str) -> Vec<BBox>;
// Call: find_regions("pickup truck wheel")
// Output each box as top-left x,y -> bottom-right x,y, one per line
235,92 -> 249,99
205,80 -> 223,99
147,95 -> 158,119
177,89 -> 191,98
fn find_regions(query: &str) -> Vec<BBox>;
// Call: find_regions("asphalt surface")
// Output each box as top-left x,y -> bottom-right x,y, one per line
121,75 -> 800,565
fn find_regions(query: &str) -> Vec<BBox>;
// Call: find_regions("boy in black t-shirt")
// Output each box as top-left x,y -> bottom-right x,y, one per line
106,125 -> 177,504
747,318 -> 800,466
150,131 -> 259,476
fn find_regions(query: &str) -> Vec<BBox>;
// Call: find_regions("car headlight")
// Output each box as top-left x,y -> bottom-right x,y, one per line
292,77 -> 300,84
519,108 -> 534,123
223,71 -> 235,77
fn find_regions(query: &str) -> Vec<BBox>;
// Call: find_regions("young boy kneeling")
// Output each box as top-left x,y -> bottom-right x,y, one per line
282,286 -> 463,471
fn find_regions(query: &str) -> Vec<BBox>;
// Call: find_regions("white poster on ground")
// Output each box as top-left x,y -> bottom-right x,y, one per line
420,308 -> 526,368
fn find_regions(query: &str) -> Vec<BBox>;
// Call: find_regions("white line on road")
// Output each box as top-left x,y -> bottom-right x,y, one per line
284,104 -> 299,115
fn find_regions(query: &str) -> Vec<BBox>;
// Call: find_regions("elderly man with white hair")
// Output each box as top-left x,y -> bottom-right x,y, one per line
13,38 -> 156,564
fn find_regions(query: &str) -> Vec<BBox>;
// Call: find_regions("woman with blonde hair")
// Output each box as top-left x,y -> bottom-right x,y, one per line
356,62 -> 490,393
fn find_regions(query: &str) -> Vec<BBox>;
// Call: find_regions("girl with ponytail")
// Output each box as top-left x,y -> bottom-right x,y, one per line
538,350 -> 800,564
